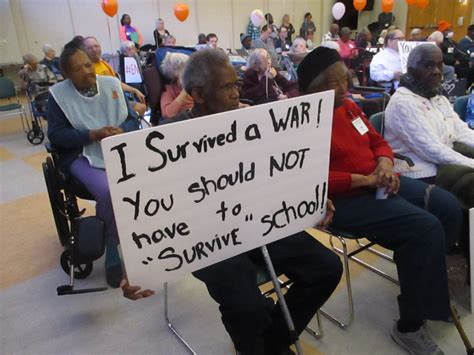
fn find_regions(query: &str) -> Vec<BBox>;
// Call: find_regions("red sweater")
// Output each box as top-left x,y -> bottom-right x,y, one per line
329,99 -> 393,197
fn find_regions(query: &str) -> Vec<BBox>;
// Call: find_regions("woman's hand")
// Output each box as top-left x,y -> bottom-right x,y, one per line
133,88 -> 146,103
120,279 -> 155,300
317,199 -> 336,229
265,67 -> 277,79
89,126 -> 115,141
371,157 -> 394,188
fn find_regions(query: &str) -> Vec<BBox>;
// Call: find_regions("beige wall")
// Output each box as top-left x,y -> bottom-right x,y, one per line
357,0 -> 408,34
2,0 -> 411,66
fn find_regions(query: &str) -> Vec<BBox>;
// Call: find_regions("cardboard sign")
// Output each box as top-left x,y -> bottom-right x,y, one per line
102,92 -> 334,289
123,57 -> 142,84
398,41 -> 436,73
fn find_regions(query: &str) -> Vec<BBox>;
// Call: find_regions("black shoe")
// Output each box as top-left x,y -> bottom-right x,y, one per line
264,342 -> 295,355
105,264 -> 123,288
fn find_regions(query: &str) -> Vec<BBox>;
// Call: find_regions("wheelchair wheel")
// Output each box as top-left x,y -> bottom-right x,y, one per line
27,125 -> 44,145
43,158 -> 70,246
60,250 -> 93,279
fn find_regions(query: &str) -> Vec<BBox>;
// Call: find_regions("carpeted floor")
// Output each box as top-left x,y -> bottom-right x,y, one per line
1,96 -> 472,355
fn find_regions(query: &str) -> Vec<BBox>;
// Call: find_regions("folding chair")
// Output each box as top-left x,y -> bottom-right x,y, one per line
163,245 -> 311,354
0,77 -> 32,140
453,95 -> 469,122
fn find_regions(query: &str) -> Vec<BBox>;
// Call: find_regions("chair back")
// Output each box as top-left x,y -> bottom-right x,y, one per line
369,111 -> 385,136
0,77 -> 16,100
142,65 -> 163,126
454,95 -> 469,122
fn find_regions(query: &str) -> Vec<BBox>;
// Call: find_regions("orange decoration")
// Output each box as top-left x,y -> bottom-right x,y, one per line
353,0 -> 367,11
381,0 -> 394,13
174,3 -> 190,22
101,0 -> 118,17
416,0 -> 429,8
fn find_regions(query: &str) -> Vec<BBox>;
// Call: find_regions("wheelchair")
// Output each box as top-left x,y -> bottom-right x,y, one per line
24,83 -> 51,145
42,144 -> 108,295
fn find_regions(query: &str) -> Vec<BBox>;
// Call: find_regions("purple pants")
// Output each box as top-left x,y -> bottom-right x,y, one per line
70,157 -> 118,244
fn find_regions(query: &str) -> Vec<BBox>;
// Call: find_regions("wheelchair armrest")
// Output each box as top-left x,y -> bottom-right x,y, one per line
45,142 -> 57,154
394,153 -> 415,167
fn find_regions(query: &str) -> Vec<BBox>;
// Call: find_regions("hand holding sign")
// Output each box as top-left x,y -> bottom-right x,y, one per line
102,92 -> 334,289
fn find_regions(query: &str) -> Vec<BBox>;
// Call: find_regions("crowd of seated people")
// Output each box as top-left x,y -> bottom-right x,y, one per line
33,10 -> 474,354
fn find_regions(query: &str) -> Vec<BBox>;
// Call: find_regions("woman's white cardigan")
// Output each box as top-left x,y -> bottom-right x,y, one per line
384,87 -> 474,179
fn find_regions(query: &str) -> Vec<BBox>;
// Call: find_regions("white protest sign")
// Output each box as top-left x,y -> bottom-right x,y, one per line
102,92 -> 334,289
398,41 -> 437,73
123,57 -> 142,84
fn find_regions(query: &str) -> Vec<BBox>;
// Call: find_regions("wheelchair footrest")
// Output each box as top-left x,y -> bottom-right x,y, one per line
57,285 -> 107,296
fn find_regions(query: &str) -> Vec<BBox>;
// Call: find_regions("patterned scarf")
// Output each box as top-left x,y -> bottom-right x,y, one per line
399,73 -> 440,99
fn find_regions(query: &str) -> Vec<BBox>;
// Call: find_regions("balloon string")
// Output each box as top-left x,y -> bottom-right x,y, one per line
106,16 -> 113,54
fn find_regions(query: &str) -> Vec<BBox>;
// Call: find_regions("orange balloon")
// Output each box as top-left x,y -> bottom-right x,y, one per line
416,0 -> 429,8
174,3 -> 189,22
353,0 -> 367,11
101,0 -> 118,17
381,0 -> 394,13
406,0 -> 416,5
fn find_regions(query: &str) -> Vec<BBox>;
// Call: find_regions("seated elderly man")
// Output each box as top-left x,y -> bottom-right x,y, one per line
159,52 -> 193,119
82,36 -> 146,116
384,44 -> 474,209
40,44 -> 63,79
427,32 -> 456,82
370,29 -> 404,92
47,41 -> 140,288
297,46 -> 463,355
240,48 -> 298,105
119,40 -> 146,94
19,54 -> 56,97
322,23 -> 340,42
163,35 -> 177,47
409,28 -> 424,42
122,48 -> 343,355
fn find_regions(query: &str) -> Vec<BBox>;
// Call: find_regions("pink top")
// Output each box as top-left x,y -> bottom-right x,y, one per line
160,83 -> 194,119
337,39 -> 356,59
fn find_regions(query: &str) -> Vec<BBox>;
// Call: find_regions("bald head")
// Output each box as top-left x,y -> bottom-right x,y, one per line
330,24 -> 339,35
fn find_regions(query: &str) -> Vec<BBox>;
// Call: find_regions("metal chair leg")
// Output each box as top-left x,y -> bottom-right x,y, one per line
305,311 -> 324,339
164,283 -> 197,355
320,236 -> 355,329
276,277 -> 324,340
261,245 -> 304,355
331,236 -> 399,285
356,239 -> 394,262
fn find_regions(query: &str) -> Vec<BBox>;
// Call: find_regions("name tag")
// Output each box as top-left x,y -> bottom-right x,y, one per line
448,47 -> 454,54
351,116 -> 369,135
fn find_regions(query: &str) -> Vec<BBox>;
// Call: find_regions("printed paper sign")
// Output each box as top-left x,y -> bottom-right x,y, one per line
123,57 -> 142,84
398,41 -> 437,73
102,92 -> 334,289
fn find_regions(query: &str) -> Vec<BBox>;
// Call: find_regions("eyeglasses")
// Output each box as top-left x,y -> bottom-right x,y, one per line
392,37 -> 405,41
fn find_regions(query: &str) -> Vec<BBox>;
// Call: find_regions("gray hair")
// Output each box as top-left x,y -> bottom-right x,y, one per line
290,37 -> 307,54
120,40 -> 136,54
359,27 -> 370,36
160,52 -> 189,82
247,48 -> 267,67
182,48 -> 230,93
22,53 -> 37,64
42,44 -> 54,54
407,44 -> 442,71
427,31 -> 444,45
384,29 -> 403,46
410,28 -> 422,37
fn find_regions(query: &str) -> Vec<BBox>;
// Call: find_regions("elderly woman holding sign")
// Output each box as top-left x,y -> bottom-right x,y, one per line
297,46 -> 463,355
47,41 -> 140,288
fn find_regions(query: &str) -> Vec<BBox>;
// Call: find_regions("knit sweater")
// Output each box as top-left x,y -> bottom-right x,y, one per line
329,99 -> 394,197
384,87 -> 474,179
